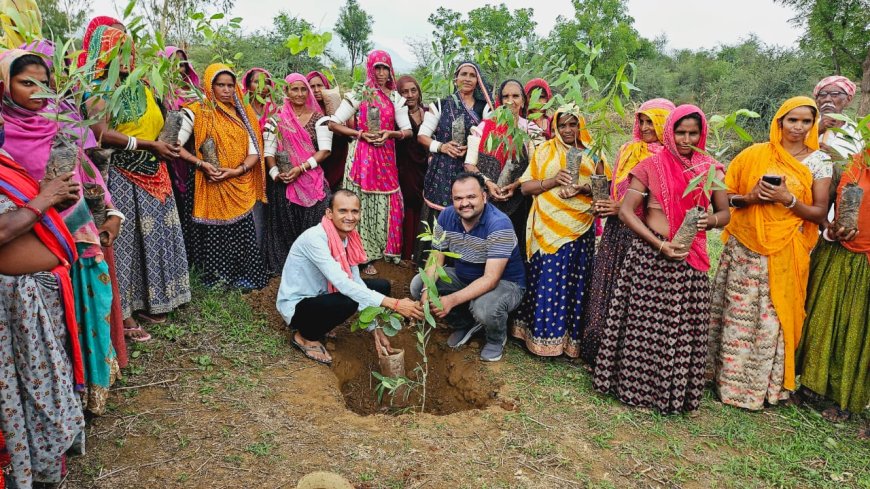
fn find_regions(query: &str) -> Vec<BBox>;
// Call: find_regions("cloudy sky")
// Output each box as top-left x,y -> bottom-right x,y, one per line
89,0 -> 803,68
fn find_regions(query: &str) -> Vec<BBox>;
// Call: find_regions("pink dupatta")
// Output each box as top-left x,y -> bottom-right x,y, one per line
631,104 -> 723,272
321,215 -> 368,293
277,73 -> 326,207
348,50 -> 400,193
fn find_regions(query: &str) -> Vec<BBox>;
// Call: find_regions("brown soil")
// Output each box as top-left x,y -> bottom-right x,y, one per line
247,261 -> 505,416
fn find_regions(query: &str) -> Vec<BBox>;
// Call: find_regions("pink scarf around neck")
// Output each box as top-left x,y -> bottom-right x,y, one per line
321,215 -> 368,293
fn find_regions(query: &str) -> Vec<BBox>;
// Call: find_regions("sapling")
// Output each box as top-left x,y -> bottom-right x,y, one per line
353,222 -> 459,413
826,112 -> 870,232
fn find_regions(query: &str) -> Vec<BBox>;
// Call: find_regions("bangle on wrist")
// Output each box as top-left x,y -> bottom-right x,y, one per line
20,203 -> 43,220
784,194 -> 797,209
658,240 -> 666,253
106,208 -> 126,224
305,156 -> 318,170
713,215 -> 719,228
268,166 -> 280,180
429,140 -> 442,153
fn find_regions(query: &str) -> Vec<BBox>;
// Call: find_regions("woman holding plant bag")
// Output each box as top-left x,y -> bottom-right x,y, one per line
797,149 -> 870,426
84,26 -> 192,338
581,98 -> 675,365
261,73 -> 331,274
708,96 -> 831,411
593,105 -> 729,414
174,63 -> 269,290
510,106 -> 597,357
327,50 -> 411,274
0,49 -> 122,413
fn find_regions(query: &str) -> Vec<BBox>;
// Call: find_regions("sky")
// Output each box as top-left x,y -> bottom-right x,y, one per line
88,0 -> 803,70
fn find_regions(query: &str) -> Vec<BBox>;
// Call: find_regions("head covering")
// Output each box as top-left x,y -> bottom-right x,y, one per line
524,78 -> 552,101
496,79 -> 527,116
1,0 -> 41,49
612,98 -> 675,200
19,38 -> 53,67
306,70 -> 331,89
396,74 -> 422,108
77,16 -> 123,68
84,25 -> 135,83
521,105 -> 597,258
277,73 -> 325,207
813,75 -> 857,100
188,63 -> 265,223
365,50 -> 397,91
722,96 -> 822,391
158,45 -> 201,93
453,60 -> 494,109
631,104 -> 722,272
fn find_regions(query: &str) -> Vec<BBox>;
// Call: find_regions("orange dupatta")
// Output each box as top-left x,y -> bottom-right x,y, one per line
722,96 -> 823,390
188,63 -> 265,224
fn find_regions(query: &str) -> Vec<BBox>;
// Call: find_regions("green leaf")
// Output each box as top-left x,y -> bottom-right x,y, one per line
359,306 -> 382,323
436,266 -> 452,284
733,125 -> 752,142
388,316 -> 403,333
440,251 -> 461,259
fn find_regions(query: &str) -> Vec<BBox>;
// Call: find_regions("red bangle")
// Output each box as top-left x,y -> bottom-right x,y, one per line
20,204 -> 43,219
393,298 -> 399,311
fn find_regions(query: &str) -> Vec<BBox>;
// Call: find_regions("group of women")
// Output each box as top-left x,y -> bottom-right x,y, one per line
0,9 -> 867,486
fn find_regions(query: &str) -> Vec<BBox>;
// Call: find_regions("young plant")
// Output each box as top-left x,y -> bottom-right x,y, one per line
352,222 -> 459,413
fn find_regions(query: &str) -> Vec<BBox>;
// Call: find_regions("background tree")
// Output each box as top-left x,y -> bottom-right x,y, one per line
334,0 -> 372,75
135,0 -> 235,47
548,0 -> 654,79
774,0 -> 870,115
36,0 -> 88,40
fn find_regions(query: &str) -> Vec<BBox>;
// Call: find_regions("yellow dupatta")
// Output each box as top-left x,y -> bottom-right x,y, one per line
612,104 -> 672,200
520,109 -> 599,259
188,63 -> 265,224
722,96 -> 822,390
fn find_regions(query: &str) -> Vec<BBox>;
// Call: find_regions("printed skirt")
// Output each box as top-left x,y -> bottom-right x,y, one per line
797,240 -> 870,413
593,234 -> 711,414
190,212 -> 269,291
512,231 -> 595,357
0,272 -> 85,486
262,177 -> 330,275
708,237 -> 788,410
108,168 -> 191,317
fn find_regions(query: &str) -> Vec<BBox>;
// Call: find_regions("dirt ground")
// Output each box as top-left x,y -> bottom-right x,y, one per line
64,261 -> 870,489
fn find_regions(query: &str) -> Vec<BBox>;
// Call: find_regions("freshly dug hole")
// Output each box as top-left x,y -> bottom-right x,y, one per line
330,326 -> 503,416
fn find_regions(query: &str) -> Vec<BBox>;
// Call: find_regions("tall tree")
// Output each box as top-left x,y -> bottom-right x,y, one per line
548,0 -> 654,78
36,0 -> 88,40
136,0 -> 235,47
427,6 -> 461,62
774,0 -> 870,115
463,4 -> 537,56
334,0 -> 373,74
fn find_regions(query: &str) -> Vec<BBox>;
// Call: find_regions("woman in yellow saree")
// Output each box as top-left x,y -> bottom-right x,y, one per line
708,96 -> 832,410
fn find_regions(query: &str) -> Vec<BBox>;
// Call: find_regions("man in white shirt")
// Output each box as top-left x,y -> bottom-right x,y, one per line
276,190 -> 423,365
814,75 -> 862,161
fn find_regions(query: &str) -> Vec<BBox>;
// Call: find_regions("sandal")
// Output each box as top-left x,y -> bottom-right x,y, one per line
123,324 -> 152,342
136,312 -> 167,324
821,406 -> 851,423
292,336 -> 332,365
362,263 -> 378,276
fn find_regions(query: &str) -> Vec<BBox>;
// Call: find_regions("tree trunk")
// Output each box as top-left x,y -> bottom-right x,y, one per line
859,44 -> 870,117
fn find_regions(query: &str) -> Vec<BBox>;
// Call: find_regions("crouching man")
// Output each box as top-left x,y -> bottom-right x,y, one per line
277,190 -> 423,365
411,173 -> 526,362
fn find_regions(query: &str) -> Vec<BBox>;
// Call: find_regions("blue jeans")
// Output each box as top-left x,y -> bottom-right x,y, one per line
410,267 -> 524,344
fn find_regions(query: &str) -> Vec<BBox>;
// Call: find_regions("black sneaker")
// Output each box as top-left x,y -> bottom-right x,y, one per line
447,324 -> 483,348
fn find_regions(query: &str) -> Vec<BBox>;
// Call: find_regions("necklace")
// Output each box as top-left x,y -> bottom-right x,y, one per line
789,145 -> 810,158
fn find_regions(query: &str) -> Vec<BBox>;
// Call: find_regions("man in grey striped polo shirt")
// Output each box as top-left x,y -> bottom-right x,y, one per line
411,173 -> 526,362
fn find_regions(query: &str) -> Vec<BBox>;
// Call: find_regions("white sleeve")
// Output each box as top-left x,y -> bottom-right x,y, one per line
262,118 -> 278,157
315,116 -> 333,152
248,135 -> 258,156
419,101 -> 441,137
391,91 -> 411,131
329,91 -> 360,125
482,104 -> 493,120
470,121 -> 486,138
177,108 -> 195,146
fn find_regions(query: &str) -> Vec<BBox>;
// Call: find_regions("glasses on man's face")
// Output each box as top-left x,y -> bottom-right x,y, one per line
816,91 -> 847,99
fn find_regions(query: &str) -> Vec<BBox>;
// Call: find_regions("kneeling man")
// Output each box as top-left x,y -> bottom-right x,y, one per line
277,190 -> 423,365
411,173 -> 526,362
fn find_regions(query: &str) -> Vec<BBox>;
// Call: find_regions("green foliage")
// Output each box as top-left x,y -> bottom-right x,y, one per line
35,0 -> 88,41
334,0 -> 373,74
547,0 -> 655,80
775,0 -> 869,79
190,11 -> 243,68
132,0 -> 235,47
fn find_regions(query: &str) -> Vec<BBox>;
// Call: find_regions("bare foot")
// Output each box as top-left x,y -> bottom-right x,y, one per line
362,263 -> 378,276
821,406 -> 851,423
858,422 -> 869,440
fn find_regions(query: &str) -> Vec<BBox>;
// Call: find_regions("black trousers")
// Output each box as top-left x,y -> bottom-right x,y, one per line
291,279 -> 391,340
